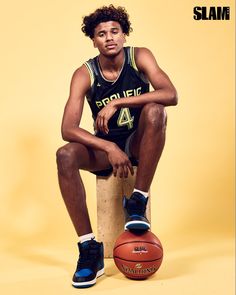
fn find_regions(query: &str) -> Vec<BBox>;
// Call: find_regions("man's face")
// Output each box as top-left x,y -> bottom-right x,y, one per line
93,21 -> 126,56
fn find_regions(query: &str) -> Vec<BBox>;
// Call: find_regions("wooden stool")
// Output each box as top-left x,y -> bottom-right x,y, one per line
96,167 -> 151,258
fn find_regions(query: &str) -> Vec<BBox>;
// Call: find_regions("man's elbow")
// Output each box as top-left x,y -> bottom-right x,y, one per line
61,128 -> 71,142
169,89 -> 178,106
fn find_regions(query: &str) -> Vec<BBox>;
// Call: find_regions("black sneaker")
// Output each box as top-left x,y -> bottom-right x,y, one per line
123,192 -> 150,231
72,239 -> 104,288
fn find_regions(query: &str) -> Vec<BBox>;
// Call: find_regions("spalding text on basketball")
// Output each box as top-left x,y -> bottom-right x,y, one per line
121,264 -> 158,274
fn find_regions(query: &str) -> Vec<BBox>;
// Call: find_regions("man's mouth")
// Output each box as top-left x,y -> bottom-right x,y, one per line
106,44 -> 116,49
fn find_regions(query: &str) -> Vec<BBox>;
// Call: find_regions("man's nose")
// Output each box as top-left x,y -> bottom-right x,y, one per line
106,32 -> 113,41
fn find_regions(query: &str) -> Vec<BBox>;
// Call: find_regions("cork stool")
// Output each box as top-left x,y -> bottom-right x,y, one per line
96,167 -> 151,258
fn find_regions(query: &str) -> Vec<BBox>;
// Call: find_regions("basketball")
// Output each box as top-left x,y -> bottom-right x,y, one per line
113,230 -> 163,279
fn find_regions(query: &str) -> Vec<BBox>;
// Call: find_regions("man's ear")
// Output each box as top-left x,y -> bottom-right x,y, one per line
92,38 -> 97,48
123,34 -> 126,43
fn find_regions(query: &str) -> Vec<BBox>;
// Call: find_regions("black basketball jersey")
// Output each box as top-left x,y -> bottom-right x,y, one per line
84,47 -> 150,140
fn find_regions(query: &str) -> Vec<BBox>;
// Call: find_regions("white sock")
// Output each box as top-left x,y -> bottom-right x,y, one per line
79,233 -> 95,244
133,188 -> 149,198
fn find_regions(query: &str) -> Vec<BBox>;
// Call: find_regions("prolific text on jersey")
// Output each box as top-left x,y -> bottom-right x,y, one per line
96,87 -> 142,109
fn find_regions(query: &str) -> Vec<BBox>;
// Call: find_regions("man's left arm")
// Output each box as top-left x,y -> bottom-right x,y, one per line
96,47 -> 178,134
115,47 -> 178,108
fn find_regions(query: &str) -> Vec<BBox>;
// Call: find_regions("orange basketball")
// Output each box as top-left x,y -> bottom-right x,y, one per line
113,230 -> 163,279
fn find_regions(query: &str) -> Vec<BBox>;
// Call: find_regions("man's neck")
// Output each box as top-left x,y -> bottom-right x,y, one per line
98,48 -> 125,72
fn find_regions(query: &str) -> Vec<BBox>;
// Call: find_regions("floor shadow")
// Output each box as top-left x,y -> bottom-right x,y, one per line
102,237 -> 234,282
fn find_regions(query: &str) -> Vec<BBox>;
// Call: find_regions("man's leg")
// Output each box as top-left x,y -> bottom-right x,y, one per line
123,103 -> 167,230
130,103 -> 167,191
56,142 -> 111,236
56,142 -> 112,288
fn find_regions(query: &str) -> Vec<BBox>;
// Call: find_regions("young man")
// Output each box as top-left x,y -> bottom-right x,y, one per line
56,5 -> 177,288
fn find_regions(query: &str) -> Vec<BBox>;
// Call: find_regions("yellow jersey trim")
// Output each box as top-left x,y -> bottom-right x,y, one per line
130,47 -> 138,71
84,62 -> 94,85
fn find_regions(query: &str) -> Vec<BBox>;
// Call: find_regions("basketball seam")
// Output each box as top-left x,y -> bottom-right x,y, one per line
113,241 -> 163,251
113,255 -> 163,263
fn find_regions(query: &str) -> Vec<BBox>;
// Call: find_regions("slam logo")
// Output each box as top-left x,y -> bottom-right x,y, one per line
193,6 -> 230,20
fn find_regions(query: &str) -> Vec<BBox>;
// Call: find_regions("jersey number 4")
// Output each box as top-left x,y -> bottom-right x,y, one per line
117,108 -> 134,129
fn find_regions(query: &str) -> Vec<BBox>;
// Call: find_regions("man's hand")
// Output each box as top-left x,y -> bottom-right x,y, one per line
107,143 -> 134,178
95,101 -> 118,134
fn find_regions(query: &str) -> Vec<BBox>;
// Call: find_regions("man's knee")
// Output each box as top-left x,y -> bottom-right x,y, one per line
141,103 -> 167,130
56,144 -> 79,174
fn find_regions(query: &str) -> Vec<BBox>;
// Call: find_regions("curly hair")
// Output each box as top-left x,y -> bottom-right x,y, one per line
81,4 -> 132,38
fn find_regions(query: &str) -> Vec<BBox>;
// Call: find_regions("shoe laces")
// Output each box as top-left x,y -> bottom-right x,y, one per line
126,193 -> 147,216
77,240 -> 100,270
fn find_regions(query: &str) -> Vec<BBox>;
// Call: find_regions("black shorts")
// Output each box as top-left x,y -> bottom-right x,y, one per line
91,131 -> 138,177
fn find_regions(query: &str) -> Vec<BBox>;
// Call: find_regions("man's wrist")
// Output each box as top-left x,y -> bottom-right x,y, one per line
111,99 -> 121,109
104,141 -> 117,154
112,96 -> 136,109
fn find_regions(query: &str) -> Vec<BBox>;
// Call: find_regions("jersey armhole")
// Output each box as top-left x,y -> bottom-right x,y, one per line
129,47 -> 149,84
129,47 -> 139,71
84,61 -> 95,86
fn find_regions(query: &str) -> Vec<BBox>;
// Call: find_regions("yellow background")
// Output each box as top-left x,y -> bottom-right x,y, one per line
0,0 -> 234,294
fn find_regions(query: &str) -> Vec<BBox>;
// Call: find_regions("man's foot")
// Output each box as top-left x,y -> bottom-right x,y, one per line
123,192 -> 150,231
72,239 -> 104,288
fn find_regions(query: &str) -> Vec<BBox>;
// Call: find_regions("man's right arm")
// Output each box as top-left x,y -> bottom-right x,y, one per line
61,65 -> 134,177
61,65 -> 116,153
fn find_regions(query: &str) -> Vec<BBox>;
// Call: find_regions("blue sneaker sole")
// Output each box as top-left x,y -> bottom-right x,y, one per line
72,268 -> 104,288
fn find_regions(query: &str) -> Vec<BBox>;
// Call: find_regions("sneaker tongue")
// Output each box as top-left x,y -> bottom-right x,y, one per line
78,241 -> 100,266
79,239 -> 97,250
131,192 -> 148,204
126,192 -> 148,215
